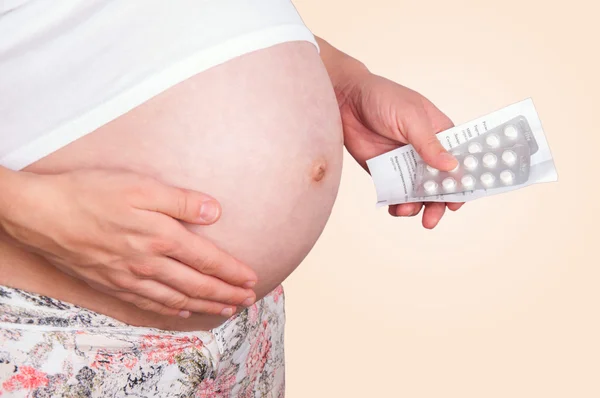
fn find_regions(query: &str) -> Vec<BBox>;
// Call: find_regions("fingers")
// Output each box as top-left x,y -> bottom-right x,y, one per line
390,201 -> 464,230
131,213 -> 258,288
124,280 -> 237,317
112,291 -> 187,318
167,228 -> 258,288
87,281 -> 189,318
132,179 -> 222,225
447,202 -> 465,212
131,257 -> 256,306
403,108 -> 458,172
422,202 -> 446,229
389,203 -> 423,217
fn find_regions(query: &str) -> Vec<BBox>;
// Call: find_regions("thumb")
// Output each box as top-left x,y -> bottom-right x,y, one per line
133,179 -> 222,225
404,110 -> 458,171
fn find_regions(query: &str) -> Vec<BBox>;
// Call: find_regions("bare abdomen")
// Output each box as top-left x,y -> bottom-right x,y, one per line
0,42 -> 343,331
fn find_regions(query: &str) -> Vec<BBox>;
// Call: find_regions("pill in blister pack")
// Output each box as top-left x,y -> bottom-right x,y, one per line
414,144 -> 531,197
451,116 -> 539,156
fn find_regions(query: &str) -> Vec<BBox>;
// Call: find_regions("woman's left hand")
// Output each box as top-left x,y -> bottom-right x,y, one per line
335,68 -> 465,229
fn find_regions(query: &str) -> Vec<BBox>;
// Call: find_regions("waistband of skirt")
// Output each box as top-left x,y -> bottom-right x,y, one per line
0,285 -> 181,334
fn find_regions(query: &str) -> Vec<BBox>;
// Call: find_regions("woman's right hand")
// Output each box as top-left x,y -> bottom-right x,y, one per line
0,168 -> 257,318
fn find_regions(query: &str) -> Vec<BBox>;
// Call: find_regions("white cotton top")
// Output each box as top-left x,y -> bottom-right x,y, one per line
0,0 -> 318,170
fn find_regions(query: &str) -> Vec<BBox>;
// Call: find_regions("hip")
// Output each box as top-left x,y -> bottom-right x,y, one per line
0,284 -> 286,397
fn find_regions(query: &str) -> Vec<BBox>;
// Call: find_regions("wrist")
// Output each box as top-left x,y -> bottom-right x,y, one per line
315,36 -> 370,106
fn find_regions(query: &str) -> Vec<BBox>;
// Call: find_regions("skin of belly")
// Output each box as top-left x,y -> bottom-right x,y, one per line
0,42 -> 344,331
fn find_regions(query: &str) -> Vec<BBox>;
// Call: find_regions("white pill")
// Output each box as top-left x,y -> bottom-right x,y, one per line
482,153 -> 498,168
485,134 -> 500,148
503,125 -> 519,140
468,142 -> 483,153
463,155 -> 478,170
426,165 -> 439,175
480,172 -> 495,187
500,170 -> 515,185
423,180 -> 438,194
501,150 -> 517,166
461,175 -> 476,189
442,177 -> 457,192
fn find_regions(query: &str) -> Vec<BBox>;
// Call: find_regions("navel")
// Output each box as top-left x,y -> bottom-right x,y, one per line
311,160 -> 327,182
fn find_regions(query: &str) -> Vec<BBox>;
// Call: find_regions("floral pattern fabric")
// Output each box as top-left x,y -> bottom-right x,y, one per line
0,284 -> 286,397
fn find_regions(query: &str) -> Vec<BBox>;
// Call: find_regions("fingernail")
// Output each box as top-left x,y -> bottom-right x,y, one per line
178,310 -> 191,319
243,280 -> 256,289
220,307 -> 234,317
242,297 -> 255,307
199,201 -> 220,222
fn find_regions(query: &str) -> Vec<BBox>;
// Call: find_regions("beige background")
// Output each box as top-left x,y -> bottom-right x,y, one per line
284,1 -> 599,397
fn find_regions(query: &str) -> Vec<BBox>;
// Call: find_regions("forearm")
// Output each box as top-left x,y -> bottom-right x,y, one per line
315,36 -> 370,105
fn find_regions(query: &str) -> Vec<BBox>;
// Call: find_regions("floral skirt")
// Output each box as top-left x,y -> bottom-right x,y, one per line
0,285 -> 286,397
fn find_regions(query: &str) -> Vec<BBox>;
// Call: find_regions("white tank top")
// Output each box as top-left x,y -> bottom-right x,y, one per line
0,0 -> 318,170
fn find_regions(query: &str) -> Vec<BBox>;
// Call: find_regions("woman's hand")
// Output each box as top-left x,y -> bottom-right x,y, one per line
0,168 -> 257,318
316,37 -> 464,229
339,74 -> 465,228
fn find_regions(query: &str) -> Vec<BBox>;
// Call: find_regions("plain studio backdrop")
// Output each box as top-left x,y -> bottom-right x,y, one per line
284,1 -> 598,397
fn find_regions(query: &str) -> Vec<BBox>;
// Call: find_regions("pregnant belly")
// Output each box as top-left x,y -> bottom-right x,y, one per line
3,42 -> 343,331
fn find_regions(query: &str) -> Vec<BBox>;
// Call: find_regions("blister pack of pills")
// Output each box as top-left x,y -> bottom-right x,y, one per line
450,116 -> 539,157
414,145 -> 531,196
366,99 -> 558,205
414,116 -> 538,196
